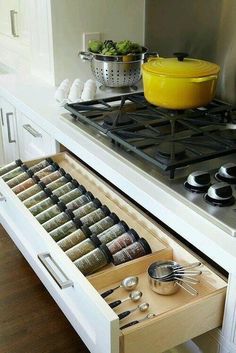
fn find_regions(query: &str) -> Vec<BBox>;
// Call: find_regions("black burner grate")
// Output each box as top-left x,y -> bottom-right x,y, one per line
65,93 -> 236,178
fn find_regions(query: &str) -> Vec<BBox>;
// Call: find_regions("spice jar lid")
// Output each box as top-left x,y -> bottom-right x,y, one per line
50,194 -> 59,204
21,164 -> 29,172
101,205 -> 110,216
128,229 -> 140,241
110,213 -> 120,224
44,188 -> 53,197
73,217 -> 83,228
93,198 -> 102,208
59,168 -> 66,176
78,184 -> 87,194
120,220 -> 129,232
100,244 -> 113,263
65,209 -> 75,220
90,234 -> 101,247
71,179 -> 79,188
38,181 -> 46,190
32,175 -> 40,184
51,162 -> 60,171
64,173 -> 72,182
15,159 -> 23,166
143,53 -> 220,78
57,201 -> 67,212
27,169 -> 34,178
138,238 -> 152,254
81,225 -> 92,237
46,157 -> 54,165
86,191 -> 94,200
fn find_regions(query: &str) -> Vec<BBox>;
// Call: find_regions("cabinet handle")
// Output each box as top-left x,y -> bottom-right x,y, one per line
10,10 -> 19,37
0,192 -> 6,202
23,124 -> 42,138
0,108 -> 3,126
38,253 -> 74,289
6,112 -> 16,143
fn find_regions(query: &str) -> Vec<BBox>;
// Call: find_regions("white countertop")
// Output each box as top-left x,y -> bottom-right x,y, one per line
0,71 -> 235,273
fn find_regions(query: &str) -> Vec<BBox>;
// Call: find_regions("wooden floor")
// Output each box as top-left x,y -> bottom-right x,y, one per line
0,225 -> 89,353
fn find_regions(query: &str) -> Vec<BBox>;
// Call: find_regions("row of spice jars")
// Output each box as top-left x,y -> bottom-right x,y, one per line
0,158 -> 152,275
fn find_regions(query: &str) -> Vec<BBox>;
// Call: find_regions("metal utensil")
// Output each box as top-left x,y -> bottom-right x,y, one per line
109,290 -> 142,309
118,302 -> 149,320
100,276 -> 139,298
120,313 -> 157,329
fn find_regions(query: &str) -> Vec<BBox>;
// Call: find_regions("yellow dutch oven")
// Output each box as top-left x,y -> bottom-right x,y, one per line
142,52 -> 220,109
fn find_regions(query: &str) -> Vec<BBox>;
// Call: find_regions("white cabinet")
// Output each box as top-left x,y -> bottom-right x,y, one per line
17,112 -> 58,160
0,97 -> 19,164
0,0 -> 19,38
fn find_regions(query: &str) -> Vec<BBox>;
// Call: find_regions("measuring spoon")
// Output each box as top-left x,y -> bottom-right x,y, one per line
100,276 -> 139,298
109,290 -> 142,309
120,313 -> 157,329
118,302 -> 149,320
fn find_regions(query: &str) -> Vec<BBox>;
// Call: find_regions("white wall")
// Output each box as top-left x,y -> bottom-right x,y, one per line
51,0 -> 145,85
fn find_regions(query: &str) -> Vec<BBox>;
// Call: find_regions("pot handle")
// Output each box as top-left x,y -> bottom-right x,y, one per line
78,51 -> 93,61
190,75 -> 218,83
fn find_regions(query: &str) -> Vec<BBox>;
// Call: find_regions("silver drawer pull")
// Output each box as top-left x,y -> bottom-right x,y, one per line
23,124 -> 42,138
6,112 -> 16,143
10,10 -> 19,37
0,192 -> 6,202
38,253 -> 74,289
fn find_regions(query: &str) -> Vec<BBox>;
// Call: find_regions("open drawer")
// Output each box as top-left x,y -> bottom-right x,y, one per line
0,152 -> 227,353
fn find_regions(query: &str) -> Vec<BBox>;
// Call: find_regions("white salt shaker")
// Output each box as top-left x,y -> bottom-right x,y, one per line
68,79 -> 84,103
54,78 -> 70,103
81,79 -> 97,101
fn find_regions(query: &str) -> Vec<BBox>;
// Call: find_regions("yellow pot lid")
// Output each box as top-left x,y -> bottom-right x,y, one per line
143,53 -> 220,78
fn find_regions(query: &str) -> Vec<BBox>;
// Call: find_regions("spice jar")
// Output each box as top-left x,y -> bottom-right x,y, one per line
74,245 -> 113,276
65,236 -> 101,261
12,175 -> 41,195
73,198 -> 101,219
46,173 -> 72,191
28,158 -> 54,173
0,159 -> 22,177
17,180 -> 46,201
106,229 -> 140,255
7,167 -> 33,189
23,188 -> 53,208
80,205 -> 110,227
65,192 -> 94,212
87,213 -> 119,235
112,238 -> 152,265
53,179 -> 79,197
59,185 -> 87,204
36,201 -> 67,224
49,217 -> 82,242
2,164 -> 28,183
97,221 -> 129,244
40,168 -> 66,185
57,227 -> 92,251
34,162 -> 59,179
43,209 -> 74,233
29,184 -> 85,216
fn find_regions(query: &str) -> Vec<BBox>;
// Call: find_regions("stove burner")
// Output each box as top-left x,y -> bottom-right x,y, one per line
156,142 -> 186,160
103,111 -> 133,128
218,129 -> 236,141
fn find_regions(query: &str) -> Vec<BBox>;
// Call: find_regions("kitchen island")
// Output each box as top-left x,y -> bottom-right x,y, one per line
0,71 -> 235,353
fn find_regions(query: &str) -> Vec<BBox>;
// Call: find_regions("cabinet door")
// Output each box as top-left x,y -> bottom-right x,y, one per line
0,0 -> 19,38
0,98 -> 19,164
18,112 -> 57,160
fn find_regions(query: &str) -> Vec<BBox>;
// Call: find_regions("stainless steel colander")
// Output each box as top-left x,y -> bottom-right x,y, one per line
79,48 -> 149,88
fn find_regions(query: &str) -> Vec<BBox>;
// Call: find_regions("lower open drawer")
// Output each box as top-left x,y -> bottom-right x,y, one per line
0,152 -> 227,353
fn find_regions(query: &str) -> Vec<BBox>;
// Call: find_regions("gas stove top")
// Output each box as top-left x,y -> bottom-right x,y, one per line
64,92 -> 236,236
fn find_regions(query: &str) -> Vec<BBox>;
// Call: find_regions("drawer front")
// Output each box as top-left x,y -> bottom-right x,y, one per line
0,152 -> 227,353
0,180 -> 119,353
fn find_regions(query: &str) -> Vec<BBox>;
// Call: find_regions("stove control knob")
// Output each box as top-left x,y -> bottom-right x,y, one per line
205,182 -> 235,206
184,171 -> 211,192
216,163 -> 236,183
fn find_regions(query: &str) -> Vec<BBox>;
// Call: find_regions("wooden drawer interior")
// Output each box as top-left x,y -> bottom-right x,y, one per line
16,152 -> 227,353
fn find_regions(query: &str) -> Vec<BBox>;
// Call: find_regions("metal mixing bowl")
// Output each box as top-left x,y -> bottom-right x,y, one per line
79,48 -> 149,88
